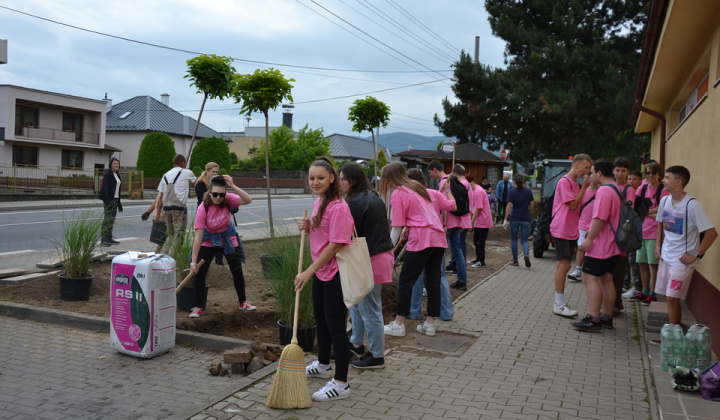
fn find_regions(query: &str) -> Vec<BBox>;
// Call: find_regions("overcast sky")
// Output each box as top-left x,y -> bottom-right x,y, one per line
0,0 -> 507,138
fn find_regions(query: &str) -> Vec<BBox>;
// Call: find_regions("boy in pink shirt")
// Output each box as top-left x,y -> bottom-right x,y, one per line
610,157 -> 636,313
573,159 -> 622,332
549,154 -> 592,318
469,175 -> 494,267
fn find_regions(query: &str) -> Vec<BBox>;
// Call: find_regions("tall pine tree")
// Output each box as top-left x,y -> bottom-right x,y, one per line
435,0 -> 649,164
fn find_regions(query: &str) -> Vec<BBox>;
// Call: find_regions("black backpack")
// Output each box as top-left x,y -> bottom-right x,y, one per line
449,176 -> 470,216
634,183 -> 664,220
606,184 -> 644,252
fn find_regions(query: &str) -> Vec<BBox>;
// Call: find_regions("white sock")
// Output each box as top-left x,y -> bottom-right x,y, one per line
318,362 -> 331,370
575,266 -> 581,272
555,293 -> 566,307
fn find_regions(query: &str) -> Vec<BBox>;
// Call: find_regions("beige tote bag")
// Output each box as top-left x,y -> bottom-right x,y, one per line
335,229 -> 374,308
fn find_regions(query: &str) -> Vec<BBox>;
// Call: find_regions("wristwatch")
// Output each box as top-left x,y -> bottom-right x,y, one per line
688,250 -> 703,259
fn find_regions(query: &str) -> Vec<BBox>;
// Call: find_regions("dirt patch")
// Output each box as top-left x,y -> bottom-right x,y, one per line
0,227 -> 513,350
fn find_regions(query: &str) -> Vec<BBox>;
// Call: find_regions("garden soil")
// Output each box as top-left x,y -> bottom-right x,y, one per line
1,227 -> 515,350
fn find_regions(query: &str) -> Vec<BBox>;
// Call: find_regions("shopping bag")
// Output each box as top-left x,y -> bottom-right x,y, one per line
335,229 -> 374,309
700,362 -> 720,401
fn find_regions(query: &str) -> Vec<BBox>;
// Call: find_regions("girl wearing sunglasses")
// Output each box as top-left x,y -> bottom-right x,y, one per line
189,174 -> 253,318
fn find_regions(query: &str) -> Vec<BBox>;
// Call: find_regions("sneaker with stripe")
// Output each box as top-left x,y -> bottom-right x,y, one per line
306,360 -> 333,378
312,379 -> 351,401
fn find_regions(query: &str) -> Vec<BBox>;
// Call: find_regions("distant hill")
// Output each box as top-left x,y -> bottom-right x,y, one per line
363,132 -> 457,153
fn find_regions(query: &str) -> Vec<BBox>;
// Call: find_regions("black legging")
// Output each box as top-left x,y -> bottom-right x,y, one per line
193,245 -> 246,309
101,199 -> 119,241
397,247 -> 445,317
312,272 -> 349,382
473,228 -> 489,264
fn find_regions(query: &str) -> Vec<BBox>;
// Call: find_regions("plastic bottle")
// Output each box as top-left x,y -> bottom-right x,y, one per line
659,324 -> 673,371
684,324 -> 699,369
696,326 -> 712,370
671,325 -> 685,368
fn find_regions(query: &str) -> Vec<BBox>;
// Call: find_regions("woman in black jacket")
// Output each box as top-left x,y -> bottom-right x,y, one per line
98,157 -> 123,246
340,162 -> 394,370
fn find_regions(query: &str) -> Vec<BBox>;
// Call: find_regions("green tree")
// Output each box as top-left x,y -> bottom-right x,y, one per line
348,96 -> 390,178
232,68 -> 294,237
136,132 -> 176,178
435,0 -> 648,164
184,54 -> 236,163
229,152 -> 238,166
288,125 -> 329,171
189,136 -> 231,174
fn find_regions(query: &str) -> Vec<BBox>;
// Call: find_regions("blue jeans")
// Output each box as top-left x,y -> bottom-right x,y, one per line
349,284 -> 384,359
409,253 -> 455,320
510,221 -> 531,262
447,228 -> 468,284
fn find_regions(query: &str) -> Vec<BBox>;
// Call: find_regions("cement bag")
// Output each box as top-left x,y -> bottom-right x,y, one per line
110,252 -> 176,358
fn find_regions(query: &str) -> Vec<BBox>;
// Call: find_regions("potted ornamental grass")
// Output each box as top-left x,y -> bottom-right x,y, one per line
52,209 -> 104,301
261,224 -> 315,351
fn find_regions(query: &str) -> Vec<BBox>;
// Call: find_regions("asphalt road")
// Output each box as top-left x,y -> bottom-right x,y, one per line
0,197 -> 316,255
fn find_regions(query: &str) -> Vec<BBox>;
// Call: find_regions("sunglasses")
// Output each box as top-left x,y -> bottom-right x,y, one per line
211,192 -> 226,198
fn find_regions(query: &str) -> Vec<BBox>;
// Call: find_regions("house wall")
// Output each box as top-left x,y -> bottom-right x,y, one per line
642,17 -> 720,354
105,132 -> 194,168
0,85 -> 107,169
227,135 -> 264,159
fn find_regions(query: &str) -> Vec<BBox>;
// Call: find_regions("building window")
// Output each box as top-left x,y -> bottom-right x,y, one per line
12,145 -> 39,166
15,105 -> 39,135
62,112 -> 84,141
62,150 -> 83,169
678,73 -> 709,124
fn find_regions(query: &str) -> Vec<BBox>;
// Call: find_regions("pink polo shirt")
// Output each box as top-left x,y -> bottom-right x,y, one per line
550,175 -> 581,240
471,185 -> 494,229
391,187 -> 450,252
309,198 -> 354,281
439,177 -> 471,229
585,184 -> 622,259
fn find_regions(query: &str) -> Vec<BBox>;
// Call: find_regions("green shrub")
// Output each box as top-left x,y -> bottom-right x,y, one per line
189,137 -> 231,172
137,132 -> 176,178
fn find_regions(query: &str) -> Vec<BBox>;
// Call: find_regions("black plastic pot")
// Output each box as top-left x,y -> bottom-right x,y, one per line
278,320 -> 316,352
176,283 -> 210,312
58,274 -> 94,301
259,255 -> 282,280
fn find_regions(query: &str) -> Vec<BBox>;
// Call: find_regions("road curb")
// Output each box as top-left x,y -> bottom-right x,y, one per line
0,301 -> 253,352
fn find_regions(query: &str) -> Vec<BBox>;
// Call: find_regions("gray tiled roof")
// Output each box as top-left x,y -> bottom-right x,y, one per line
327,133 -> 388,161
423,142 -> 506,164
106,96 -> 226,139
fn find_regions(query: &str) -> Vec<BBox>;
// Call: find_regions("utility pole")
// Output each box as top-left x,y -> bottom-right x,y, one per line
474,36 -> 480,64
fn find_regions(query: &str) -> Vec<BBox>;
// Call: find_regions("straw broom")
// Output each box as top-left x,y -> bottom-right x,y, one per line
266,210 -> 312,409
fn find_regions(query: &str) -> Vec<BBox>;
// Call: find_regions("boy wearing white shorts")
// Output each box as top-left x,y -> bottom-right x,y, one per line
655,166 -> 717,325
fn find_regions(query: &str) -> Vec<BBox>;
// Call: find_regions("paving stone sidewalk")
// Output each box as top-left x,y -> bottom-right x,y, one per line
189,255 -> 656,420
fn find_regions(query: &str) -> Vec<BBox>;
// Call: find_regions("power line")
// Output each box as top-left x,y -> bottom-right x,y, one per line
0,4 -> 453,74
303,0 -> 448,80
385,0 -> 461,55
356,0 -> 457,63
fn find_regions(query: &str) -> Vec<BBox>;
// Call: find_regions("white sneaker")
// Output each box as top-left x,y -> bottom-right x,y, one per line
622,287 -> 639,299
312,379 -> 351,401
567,269 -> 582,281
553,303 -> 578,318
306,360 -> 333,378
384,321 -> 406,337
417,322 -> 437,336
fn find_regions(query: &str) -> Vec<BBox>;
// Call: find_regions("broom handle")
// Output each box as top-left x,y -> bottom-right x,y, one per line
175,259 -> 205,294
293,210 -> 308,339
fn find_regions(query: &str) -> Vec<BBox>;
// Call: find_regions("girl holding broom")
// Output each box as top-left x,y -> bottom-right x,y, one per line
295,157 -> 354,402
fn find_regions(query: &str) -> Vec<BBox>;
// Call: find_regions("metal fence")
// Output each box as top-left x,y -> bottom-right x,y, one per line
0,164 -> 144,197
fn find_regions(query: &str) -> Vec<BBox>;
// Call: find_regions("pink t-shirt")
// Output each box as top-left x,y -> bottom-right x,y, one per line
309,198 -> 354,281
585,184 -> 622,259
550,175 -> 581,240
578,189 -> 597,231
471,185 -> 494,229
391,187 -> 450,252
639,184 -> 669,239
439,177 -> 472,229
194,193 -> 240,248
370,250 -> 394,284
